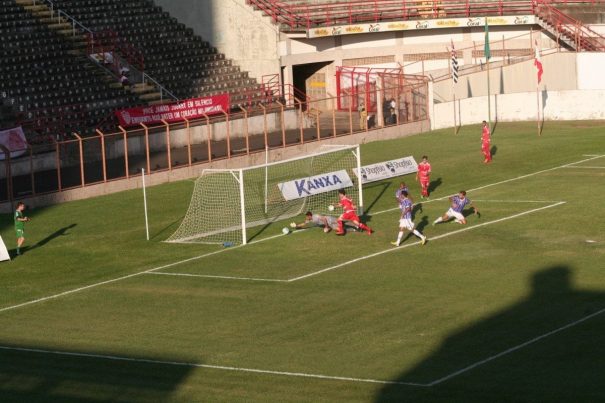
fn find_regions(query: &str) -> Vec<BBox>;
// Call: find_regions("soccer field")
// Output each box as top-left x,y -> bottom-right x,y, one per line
1,121 -> 604,402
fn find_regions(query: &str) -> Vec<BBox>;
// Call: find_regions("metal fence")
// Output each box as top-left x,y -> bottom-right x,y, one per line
0,80 -> 429,205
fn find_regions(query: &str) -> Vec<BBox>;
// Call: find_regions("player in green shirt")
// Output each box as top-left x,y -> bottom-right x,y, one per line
14,202 -> 29,255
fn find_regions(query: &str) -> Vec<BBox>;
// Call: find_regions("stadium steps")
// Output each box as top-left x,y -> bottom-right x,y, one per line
535,3 -> 605,51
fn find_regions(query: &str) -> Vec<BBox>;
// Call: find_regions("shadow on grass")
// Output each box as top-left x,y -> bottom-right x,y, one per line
26,224 -> 78,253
375,265 -> 605,402
364,182 -> 392,214
0,344 -> 194,402
491,145 -> 498,158
428,177 -> 442,196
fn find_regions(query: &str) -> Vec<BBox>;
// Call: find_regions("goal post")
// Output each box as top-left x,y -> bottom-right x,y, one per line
166,144 -> 362,245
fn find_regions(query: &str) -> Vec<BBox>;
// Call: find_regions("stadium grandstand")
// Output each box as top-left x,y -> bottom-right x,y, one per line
0,0 -> 604,208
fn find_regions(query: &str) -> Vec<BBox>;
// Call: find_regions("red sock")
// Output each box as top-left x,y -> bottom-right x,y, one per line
337,220 -> 344,232
359,223 -> 370,232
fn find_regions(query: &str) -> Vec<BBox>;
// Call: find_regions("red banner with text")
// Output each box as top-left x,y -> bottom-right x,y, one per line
115,94 -> 230,127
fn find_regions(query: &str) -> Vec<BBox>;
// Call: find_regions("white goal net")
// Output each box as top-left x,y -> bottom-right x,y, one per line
166,144 -> 362,245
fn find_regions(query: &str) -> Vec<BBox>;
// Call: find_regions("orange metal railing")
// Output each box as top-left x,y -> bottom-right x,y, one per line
247,0 -> 605,30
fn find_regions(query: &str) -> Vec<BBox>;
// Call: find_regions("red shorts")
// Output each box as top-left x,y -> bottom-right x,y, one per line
482,143 -> 490,151
340,211 -> 360,222
420,179 -> 429,187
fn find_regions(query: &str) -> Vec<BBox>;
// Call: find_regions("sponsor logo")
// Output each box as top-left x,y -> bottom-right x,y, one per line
331,26 -> 342,36
368,24 -> 381,32
416,21 -> 429,29
355,157 -> 418,184
436,20 -> 459,27
514,16 -> 530,24
345,26 -> 363,33
311,28 -> 329,37
387,22 -> 409,30
278,170 -> 354,201
467,17 -> 481,26
295,174 -> 344,197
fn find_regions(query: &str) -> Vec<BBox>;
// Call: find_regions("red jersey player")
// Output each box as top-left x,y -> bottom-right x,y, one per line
331,189 -> 372,235
415,155 -> 431,199
481,120 -> 492,163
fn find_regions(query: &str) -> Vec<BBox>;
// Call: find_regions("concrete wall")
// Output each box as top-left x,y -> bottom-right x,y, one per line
433,52 -> 580,102
432,53 -> 605,129
152,0 -> 281,81
432,89 -> 605,130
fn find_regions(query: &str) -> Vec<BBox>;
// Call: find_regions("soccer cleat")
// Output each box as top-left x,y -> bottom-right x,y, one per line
421,236 -> 427,245
335,231 -> 345,236
390,241 -> 399,247
366,228 -> 373,235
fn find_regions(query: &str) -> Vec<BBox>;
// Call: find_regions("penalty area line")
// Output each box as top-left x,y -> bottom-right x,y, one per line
288,201 -> 566,282
562,166 -> 605,169
0,230 -> 297,314
0,345 -> 428,388
370,155 -> 602,217
147,272 -> 288,283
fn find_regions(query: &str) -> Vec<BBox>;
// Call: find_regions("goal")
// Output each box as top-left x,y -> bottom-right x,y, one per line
166,144 -> 363,245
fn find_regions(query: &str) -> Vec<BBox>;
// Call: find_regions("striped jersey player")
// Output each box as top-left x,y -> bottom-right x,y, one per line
391,190 -> 427,246
395,182 -> 409,202
433,190 -> 480,225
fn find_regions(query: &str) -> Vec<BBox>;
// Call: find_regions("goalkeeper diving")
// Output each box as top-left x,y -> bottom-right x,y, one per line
290,211 -> 339,233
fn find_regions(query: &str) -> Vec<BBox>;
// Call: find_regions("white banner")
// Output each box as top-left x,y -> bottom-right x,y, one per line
278,169 -> 354,201
355,156 -> 418,184
308,15 -> 535,38
0,126 -> 28,160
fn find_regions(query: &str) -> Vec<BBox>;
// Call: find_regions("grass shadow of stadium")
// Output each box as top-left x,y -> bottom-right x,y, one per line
375,265 -> 605,402
0,344 -> 194,402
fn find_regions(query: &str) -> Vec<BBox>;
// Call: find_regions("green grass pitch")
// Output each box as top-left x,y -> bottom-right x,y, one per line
0,121 -> 604,402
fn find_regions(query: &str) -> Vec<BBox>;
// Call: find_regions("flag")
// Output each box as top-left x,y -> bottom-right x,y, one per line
450,39 -> 459,84
534,40 -> 543,84
484,18 -> 491,61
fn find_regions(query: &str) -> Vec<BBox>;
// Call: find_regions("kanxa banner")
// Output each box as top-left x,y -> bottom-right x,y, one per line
278,170 -> 354,201
115,94 -> 230,127
354,156 -> 418,184
0,126 -> 28,160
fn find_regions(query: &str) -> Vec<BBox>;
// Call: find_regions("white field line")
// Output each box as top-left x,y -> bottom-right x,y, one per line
427,306 -> 605,386
1,304 -> 603,388
287,202 -> 566,282
0,231 -> 296,314
0,345 -> 428,387
582,154 -> 605,157
152,201 -> 566,283
148,272 -> 288,283
0,155 -> 594,313
371,154 -> 603,217
562,166 -> 605,169
470,200 -> 563,203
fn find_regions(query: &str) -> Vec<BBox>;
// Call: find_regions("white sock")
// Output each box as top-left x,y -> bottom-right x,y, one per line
434,217 -> 443,224
413,229 -> 423,239
396,231 -> 404,244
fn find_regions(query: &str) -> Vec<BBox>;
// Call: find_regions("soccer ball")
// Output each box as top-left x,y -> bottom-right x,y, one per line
290,222 -> 297,228
328,205 -> 335,211
324,227 -> 331,233
282,227 -> 290,235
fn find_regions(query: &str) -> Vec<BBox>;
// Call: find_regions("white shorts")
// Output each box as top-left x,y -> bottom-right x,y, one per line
399,218 -> 415,231
445,208 -> 465,221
